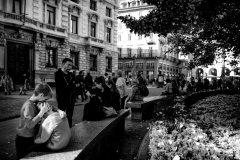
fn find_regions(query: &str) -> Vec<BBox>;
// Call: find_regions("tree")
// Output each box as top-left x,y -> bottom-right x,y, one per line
118,0 -> 240,68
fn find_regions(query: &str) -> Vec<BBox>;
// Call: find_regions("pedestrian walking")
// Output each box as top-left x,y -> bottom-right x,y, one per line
55,58 -> 79,128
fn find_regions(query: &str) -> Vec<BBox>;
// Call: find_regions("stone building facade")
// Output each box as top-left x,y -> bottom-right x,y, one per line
0,0 -> 118,86
117,0 -> 183,80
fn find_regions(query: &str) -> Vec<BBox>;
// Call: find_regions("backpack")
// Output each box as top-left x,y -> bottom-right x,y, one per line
82,96 -> 103,121
141,84 -> 149,97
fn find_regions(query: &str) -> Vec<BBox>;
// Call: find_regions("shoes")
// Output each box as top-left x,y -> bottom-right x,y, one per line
4,92 -> 7,95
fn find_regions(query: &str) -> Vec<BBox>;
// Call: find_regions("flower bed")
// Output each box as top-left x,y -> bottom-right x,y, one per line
149,94 -> 240,160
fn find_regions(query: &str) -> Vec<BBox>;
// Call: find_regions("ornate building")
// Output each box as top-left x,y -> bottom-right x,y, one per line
0,0 -> 118,86
117,0 -> 183,80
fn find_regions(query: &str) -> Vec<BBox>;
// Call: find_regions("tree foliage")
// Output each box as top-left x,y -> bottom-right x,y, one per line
118,0 -> 240,68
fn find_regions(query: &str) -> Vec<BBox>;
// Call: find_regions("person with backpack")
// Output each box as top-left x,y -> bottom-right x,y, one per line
128,76 -> 149,101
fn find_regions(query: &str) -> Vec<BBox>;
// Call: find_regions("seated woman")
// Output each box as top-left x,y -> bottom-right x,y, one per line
128,76 -> 146,101
34,102 -> 71,151
162,79 -> 173,95
95,76 -> 117,117
106,79 -> 121,112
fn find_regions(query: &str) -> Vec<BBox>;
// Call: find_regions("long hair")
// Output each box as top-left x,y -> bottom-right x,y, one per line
106,79 -> 119,93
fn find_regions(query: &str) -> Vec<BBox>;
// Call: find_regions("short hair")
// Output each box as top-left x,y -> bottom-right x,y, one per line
116,70 -> 123,77
104,73 -> 108,76
62,58 -> 73,64
34,83 -> 53,98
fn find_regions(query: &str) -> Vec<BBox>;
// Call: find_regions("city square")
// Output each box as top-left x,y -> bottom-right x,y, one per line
0,0 -> 240,160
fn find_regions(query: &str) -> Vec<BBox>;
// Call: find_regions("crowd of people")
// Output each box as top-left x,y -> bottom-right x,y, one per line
14,58 -> 150,159
14,57 -> 240,159
185,77 -> 240,92
0,73 -> 30,95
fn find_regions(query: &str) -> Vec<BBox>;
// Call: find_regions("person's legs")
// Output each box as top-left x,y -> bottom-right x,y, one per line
66,103 -> 74,128
121,96 -> 128,109
15,134 -> 34,159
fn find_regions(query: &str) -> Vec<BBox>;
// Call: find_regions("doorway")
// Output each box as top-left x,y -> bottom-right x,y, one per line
7,42 -> 30,85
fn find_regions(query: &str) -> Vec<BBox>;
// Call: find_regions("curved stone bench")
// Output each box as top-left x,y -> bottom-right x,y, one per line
22,109 -> 130,160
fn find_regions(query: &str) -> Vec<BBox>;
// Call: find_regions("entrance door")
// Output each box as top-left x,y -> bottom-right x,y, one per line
7,42 -> 29,85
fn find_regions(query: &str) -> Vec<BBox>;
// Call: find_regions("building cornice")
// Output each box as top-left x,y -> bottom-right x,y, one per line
119,5 -> 155,13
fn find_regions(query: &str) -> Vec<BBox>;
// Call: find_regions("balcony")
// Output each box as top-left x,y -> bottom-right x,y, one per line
146,39 -> 156,45
85,36 -> 105,48
4,12 -> 66,34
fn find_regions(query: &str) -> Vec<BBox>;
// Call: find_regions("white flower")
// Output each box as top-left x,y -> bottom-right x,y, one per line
173,155 -> 180,160
158,129 -> 163,134
168,140 -> 173,144
157,142 -> 164,147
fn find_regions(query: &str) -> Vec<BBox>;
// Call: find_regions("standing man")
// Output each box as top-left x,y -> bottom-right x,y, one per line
55,58 -> 79,127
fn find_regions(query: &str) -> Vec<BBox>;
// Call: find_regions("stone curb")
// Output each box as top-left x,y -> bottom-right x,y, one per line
136,130 -> 150,160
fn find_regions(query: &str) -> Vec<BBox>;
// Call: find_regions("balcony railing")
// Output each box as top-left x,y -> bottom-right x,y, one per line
85,36 -> 104,45
146,39 -> 156,45
4,12 -> 66,33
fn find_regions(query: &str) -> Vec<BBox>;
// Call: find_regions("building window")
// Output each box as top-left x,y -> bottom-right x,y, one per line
137,1 -> 140,6
118,63 -> 123,69
12,0 -> 21,14
128,2 -> 130,7
136,63 -> 143,69
126,62 -> 133,68
150,33 -> 153,39
106,7 -> 111,17
127,48 -> 132,57
118,35 -> 121,41
147,62 -> 154,69
47,5 -> 55,25
91,22 -> 96,37
71,15 -> 78,34
138,35 -> 142,40
106,57 -> 112,72
118,48 -> 122,57
128,34 -> 131,41
138,47 -> 142,57
90,55 -> 97,71
90,0 -> 97,11
106,27 -> 111,43
70,51 -> 79,69
149,47 -> 153,57
46,47 -> 57,67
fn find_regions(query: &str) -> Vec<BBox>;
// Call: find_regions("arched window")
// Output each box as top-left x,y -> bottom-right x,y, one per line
209,68 -> 217,76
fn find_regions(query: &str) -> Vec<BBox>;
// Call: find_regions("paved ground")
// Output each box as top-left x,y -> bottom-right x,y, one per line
0,86 -> 164,160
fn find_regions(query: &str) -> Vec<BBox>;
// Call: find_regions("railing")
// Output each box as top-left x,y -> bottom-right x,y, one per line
146,39 -> 156,45
4,12 -> 65,33
85,37 -> 104,44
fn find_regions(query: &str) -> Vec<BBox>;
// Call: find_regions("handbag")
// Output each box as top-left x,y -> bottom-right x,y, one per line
102,106 -> 117,117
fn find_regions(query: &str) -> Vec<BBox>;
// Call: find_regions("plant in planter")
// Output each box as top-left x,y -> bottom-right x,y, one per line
150,94 -> 240,160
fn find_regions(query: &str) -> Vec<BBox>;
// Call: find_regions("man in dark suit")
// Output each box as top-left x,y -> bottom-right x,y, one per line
55,58 -> 79,127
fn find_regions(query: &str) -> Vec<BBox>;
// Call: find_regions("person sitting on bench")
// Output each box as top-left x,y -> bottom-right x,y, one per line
34,102 -> 71,151
128,76 -> 148,101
